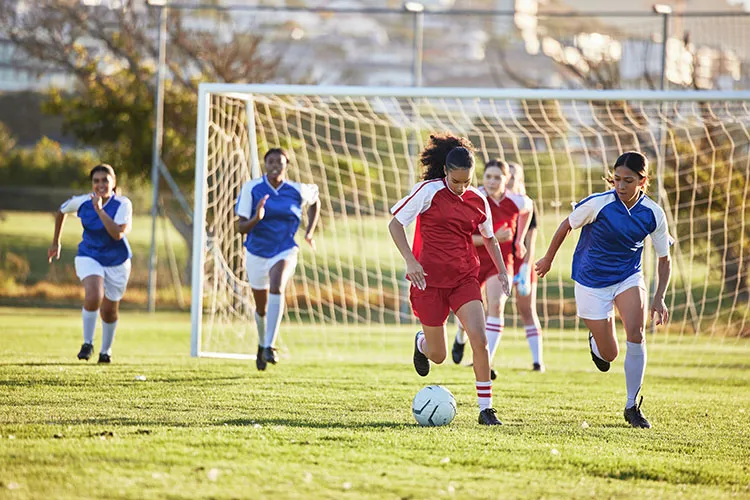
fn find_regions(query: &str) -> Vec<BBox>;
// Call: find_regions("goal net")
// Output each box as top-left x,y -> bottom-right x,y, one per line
191,84 -> 749,360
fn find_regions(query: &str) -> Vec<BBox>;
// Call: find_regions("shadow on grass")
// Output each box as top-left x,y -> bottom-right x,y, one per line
222,417 -> 408,430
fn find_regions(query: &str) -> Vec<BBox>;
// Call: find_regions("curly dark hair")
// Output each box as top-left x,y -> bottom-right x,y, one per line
420,133 -> 475,180
264,148 -> 290,163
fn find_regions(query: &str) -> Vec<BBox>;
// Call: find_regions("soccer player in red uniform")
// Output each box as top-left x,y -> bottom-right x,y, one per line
450,160 -> 532,379
388,134 -> 510,426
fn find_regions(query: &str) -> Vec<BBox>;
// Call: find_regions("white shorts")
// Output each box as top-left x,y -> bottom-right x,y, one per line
245,247 -> 298,290
574,273 -> 647,321
75,257 -> 132,302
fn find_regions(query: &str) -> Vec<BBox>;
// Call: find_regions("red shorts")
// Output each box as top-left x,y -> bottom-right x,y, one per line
410,276 -> 483,327
477,249 -> 514,286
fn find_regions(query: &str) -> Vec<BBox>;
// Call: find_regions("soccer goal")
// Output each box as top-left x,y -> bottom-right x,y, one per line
191,84 -> 750,359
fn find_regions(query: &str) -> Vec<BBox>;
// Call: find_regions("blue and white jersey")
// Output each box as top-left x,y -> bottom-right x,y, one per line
568,189 -> 673,288
235,176 -> 319,258
60,194 -> 133,267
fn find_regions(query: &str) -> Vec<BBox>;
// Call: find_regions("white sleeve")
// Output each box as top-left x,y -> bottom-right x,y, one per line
59,194 -> 89,215
650,207 -> 674,257
113,198 -> 133,225
508,193 -> 533,214
235,183 -> 254,219
390,182 -> 433,227
300,183 -> 319,205
568,194 -> 610,229
478,195 -> 494,238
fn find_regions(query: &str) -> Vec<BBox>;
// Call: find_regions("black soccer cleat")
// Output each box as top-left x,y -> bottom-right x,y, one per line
478,408 -> 502,426
262,346 -> 278,365
490,368 -> 497,380
255,345 -> 267,371
77,343 -> 94,361
589,332 -> 611,372
533,363 -> 546,373
451,338 -> 465,364
97,353 -> 111,364
624,396 -> 652,429
413,331 -> 430,377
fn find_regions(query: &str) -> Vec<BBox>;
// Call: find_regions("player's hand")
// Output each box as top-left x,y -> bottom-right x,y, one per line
514,240 -> 527,260
406,258 -> 427,291
497,272 -> 511,297
90,193 -> 103,212
651,296 -> 669,326
304,232 -> 316,253
495,227 -> 513,243
534,256 -> 552,278
47,243 -> 61,263
254,195 -> 270,221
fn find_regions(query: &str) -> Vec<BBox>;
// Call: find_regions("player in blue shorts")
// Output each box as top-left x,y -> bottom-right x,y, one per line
535,152 -> 673,428
48,164 -> 133,364
235,148 -> 321,371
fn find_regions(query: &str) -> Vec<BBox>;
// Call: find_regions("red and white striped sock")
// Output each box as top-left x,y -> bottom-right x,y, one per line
486,316 -> 503,359
525,323 -> 543,365
476,380 -> 492,410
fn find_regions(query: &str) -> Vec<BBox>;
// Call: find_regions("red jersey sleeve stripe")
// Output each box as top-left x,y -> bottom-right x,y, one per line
391,179 -> 441,217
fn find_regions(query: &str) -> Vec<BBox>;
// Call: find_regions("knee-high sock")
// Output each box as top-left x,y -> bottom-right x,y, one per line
486,316 -> 503,360
100,320 -> 117,355
624,341 -> 647,408
525,323 -> 543,365
476,380 -> 492,411
265,293 -> 284,348
82,308 -> 98,345
254,311 -> 266,347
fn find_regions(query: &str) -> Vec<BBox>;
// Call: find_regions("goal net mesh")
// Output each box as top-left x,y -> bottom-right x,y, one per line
194,87 -> 749,359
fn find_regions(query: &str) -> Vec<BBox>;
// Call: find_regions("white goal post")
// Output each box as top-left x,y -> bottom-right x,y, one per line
191,84 -> 750,359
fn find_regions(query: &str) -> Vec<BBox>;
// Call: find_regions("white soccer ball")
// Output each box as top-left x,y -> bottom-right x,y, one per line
412,385 -> 457,427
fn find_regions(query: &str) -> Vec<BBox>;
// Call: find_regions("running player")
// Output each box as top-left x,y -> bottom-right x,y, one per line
535,151 -> 672,428
388,134 -> 511,426
235,148 -> 320,371
49,163 -> 133,364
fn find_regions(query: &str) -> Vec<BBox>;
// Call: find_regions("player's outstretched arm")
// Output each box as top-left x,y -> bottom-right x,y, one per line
651,255 -> 672,326
482,236 -> 511,296
535,217 -> 572,278
48,209 -> 67,263
388,217 -> 427,290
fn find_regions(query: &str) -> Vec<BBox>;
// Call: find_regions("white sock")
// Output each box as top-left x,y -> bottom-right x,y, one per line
624,341 -> 647,408
100,320 -> 117,355
82,308 -> 98,345
476,380 -> 492,410
416,331 -> 426,354
455,318 -> 467,345
254,311 -> 266,347
486,316 -> 503,359
265,293 -> 284,348
589,333 -> 604,361
525,324 -> 543,365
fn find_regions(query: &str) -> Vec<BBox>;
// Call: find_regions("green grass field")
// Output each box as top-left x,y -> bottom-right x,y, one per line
1,307 -> 749,499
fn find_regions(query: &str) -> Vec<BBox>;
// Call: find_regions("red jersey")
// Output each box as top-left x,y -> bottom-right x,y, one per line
475,189 -> 532,268
391,179 -> 494,288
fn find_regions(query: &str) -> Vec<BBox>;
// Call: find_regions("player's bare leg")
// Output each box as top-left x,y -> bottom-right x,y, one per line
485,275 -> 509,380
583,317 -> 618,372
78,275 -> 104,361
615,285 -> 651,428
456,300 -> 501,425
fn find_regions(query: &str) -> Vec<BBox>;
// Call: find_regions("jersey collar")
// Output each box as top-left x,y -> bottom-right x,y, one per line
263,175 -> 286,195
616,190 -> 645,214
